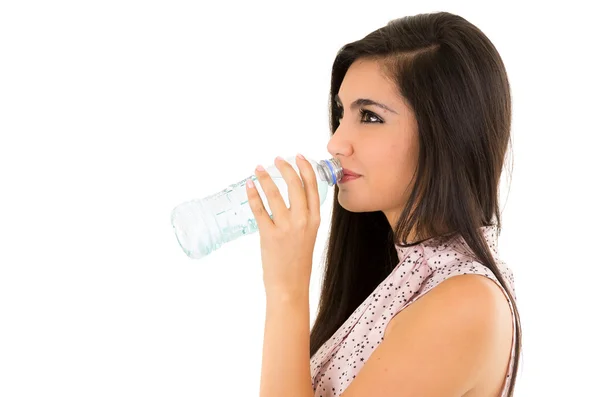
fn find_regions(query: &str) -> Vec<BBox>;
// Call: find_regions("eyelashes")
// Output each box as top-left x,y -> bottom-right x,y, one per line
334,105 -> 384,124
358,109 -> 383,123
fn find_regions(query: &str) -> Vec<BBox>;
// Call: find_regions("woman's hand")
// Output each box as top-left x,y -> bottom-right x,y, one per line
246,154 -> 321,300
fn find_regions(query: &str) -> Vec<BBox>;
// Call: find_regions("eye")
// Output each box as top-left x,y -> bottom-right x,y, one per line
335,104 -> 383,124
359,109 -> 383,124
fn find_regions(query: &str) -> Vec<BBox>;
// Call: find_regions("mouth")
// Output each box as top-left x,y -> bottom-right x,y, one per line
342,168 -> 361,178
339,173 -> 361,184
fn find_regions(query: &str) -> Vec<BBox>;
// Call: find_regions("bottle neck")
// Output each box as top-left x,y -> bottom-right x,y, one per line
318,158 -> 344,186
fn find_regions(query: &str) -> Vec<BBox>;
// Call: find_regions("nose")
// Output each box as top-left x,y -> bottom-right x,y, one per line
327,127 -> 354,159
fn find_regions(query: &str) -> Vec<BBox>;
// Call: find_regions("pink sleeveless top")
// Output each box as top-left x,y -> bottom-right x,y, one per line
310,225 -> 517,397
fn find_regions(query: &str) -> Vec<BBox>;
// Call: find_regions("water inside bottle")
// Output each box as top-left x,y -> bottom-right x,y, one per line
172,160 -> 332,259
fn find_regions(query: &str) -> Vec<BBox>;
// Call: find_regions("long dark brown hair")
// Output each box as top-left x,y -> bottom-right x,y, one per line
310,11 -> 522,395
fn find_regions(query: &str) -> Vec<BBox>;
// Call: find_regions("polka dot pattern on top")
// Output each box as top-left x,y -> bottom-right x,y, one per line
309,224 -> 517,397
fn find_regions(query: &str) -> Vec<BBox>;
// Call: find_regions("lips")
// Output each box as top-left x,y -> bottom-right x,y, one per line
342,168 -> 361,177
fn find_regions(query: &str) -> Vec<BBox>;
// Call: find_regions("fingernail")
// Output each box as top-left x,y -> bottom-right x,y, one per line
296,153 -> 305,160
246,179 -> 255,188
275,156 -> 284,162
256,165 -> 265,172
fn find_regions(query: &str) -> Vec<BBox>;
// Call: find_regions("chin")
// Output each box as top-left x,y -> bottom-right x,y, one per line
336,191 -> 375,213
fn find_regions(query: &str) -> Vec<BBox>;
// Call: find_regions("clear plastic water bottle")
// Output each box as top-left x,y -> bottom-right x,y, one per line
171,156 -> 343,259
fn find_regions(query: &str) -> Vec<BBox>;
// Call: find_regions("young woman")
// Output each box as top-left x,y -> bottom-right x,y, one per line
246,11 -> 521,397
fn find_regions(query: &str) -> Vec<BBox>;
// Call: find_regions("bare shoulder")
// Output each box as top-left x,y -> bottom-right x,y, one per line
388,274 -> 513,396
340,273 -> 513,397
386,273 -> 512,330
392,273 -> 512,333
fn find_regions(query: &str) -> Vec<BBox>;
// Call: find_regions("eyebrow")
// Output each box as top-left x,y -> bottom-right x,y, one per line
334,94 -> 398,114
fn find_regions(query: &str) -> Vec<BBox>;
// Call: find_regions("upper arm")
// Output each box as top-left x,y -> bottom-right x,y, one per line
340,274 -> 510,397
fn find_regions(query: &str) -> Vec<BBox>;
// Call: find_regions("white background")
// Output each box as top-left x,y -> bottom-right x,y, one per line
1,1 -> 598,395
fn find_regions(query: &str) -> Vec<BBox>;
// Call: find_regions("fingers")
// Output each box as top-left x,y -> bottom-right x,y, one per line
295,154 -> 321,220
252,163 -> 289,224
245,156 -> 319,229
274,156 -> 308,215
246,176 -> 275,232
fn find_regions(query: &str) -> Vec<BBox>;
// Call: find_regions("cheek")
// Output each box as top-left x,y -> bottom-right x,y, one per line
390,138 -> 419,175
370,147 -> 418,198
377,172 -> 412,196
374,144 -> 416,179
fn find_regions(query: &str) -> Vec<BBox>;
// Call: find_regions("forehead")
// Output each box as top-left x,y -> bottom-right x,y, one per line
338,59 -> 404,107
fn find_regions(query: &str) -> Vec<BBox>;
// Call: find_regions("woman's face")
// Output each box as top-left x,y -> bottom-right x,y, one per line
327,58 -> 420,228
